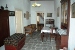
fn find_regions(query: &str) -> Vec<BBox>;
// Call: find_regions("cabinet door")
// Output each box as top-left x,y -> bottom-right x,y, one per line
61,0 -> 68,29
0,19 -> 5,46
0,19 -> 3,38
2,18 -> 10,37
0,10 -> 10,46
0,10 -> 10,37
60,35 -> 68,48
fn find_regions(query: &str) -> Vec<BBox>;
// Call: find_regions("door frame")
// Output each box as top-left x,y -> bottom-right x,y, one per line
36,11 -> 44,31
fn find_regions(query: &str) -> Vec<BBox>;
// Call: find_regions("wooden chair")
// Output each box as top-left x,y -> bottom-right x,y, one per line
24,26 -> 33,37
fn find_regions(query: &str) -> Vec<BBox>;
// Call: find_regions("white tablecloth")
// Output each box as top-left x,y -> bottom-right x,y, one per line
41,27 -> 56,33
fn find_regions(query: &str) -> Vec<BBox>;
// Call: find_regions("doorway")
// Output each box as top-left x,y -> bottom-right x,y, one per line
36,12 -> 44,31
15,10 -> 23,33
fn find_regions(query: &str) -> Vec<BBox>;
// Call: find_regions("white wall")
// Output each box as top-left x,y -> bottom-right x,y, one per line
54,0 -> 61,29
0,0 -> 30,35
30,1 -> 55,26
68,0 -> 75,50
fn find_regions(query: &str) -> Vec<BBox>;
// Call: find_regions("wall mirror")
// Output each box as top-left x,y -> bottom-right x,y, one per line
61,0 -> 68,29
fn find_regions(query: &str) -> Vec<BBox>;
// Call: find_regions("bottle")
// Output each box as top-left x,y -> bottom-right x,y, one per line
5,4 -> 8,10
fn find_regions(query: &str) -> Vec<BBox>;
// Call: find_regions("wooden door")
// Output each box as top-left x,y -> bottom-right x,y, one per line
15,10 -> 23,33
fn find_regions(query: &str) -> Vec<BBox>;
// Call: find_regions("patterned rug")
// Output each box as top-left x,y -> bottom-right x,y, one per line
21,31 -> 56,50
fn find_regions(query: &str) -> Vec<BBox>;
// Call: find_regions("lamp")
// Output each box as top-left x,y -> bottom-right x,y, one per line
32,0 -> 41,7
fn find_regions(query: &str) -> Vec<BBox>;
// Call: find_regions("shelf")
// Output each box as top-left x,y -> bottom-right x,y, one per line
45,19 -> 54,27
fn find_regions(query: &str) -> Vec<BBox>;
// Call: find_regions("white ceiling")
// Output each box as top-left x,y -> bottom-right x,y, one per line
30,0 -> 54,1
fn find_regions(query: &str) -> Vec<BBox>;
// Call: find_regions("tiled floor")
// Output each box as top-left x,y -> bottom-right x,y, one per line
21,31 -> 56,50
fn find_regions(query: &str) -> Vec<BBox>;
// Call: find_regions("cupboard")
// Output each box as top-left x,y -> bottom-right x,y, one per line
59,0 -> 70,49
60,35 -> 68,48
61,0 -> 69,29
0,9 -> 10,46
56,34 -> 68,50
45,19 -> 54,27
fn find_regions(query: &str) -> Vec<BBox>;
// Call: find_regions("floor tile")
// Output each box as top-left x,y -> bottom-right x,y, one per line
21,31 -> 56,50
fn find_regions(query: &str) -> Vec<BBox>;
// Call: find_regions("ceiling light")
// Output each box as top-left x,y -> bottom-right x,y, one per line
32,2 -> 41,7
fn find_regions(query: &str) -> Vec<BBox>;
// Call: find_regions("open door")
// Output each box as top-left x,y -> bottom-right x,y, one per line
36,12 -> 44,31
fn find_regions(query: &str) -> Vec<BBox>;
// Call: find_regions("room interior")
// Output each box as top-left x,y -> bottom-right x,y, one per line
0,0 -> 75,50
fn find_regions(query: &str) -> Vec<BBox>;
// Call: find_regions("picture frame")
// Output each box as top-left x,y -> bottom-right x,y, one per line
57,7 -> 59,17
72,2 -> 75,18
24,13 -> 26,18
26,11 -> 29,19
29,14 -> 31,17
47,13 -> 52,17
9,11 -> 15,16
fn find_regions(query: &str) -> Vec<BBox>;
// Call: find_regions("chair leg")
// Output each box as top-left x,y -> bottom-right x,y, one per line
50,34 -> 52,42
30,33 -> 33,37
50,37 -> 51,42
41,33 -> 43,42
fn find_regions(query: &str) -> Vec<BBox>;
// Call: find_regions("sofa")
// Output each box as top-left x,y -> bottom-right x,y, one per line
24,24 -> 36,36
4,33 -> 25,50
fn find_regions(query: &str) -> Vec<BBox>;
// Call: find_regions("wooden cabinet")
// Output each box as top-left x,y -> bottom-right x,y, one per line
56,34 -> 68,50
60,0 -> 70,49
45,19 -> 54,27
56,33 -> 61,50
0,9 -> 10,47
60,35 -> 68,49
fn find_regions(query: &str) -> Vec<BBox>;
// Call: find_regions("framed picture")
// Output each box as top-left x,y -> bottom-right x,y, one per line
57,7 -> 59,17
47,13 -> 52,17
9,11 -> 15,16
29,14 -> 31,17
26,11 -> 29,19
72,2 -> 75,18
24,13 -> 26,18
